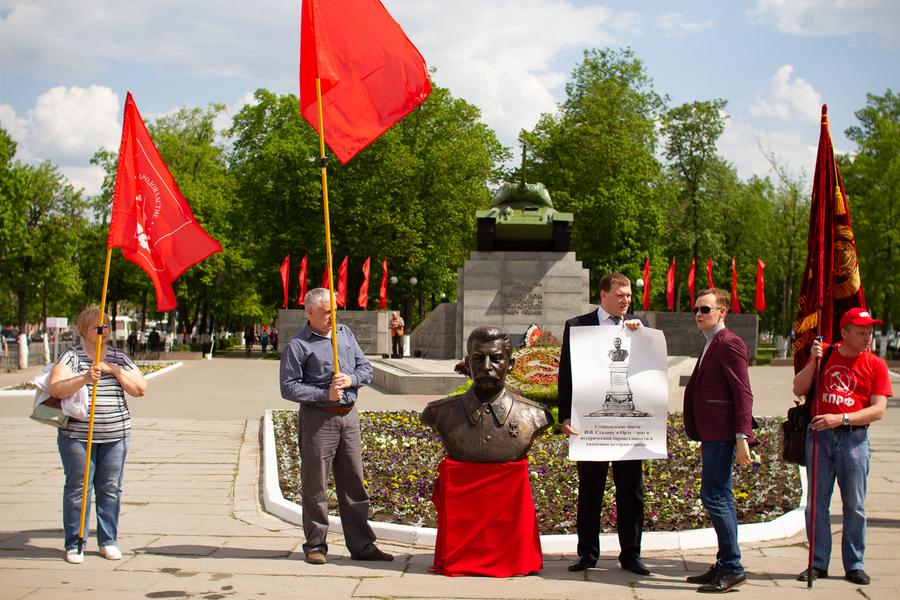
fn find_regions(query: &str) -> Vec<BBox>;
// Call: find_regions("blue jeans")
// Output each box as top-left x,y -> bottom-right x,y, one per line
805,425 -> 870,572
700,441 -> 743,574
57,432 -> 130,550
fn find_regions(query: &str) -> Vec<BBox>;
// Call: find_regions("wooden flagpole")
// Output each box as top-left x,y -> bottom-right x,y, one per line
76,246 -> 114,554
315,77 -> 341,372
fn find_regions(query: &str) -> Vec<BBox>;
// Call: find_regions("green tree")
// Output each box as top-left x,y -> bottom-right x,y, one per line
522,48 -> 667,300
0,155 -> 87,331
842,89 -> 900,329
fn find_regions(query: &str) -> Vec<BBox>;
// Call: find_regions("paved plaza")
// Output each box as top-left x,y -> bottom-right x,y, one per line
0,357 -> 898,599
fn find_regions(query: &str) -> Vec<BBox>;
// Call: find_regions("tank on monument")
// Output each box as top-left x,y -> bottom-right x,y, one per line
475,181 -> 573,251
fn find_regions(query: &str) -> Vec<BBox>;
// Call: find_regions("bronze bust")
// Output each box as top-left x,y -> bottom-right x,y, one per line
421,325 -> 553,462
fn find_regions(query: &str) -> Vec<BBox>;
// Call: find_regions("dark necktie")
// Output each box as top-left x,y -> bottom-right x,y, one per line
613,316 -> 622,325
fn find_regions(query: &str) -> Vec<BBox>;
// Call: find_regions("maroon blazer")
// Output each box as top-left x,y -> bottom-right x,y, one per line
683,327 -> 756,443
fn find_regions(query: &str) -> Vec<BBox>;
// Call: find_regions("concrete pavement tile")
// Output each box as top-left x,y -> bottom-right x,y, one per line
121,502 -> 232,517
358,568 -> 610,599
0,588 -> 30,600
137,535 -> 225,556
0,567 -> 170,593
114,551 -> 405,578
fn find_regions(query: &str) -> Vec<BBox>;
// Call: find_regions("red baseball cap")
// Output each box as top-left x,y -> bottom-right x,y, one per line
840,307 -> 883,328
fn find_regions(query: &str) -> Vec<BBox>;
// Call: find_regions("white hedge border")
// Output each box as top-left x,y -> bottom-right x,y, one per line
262,409 -> 807,552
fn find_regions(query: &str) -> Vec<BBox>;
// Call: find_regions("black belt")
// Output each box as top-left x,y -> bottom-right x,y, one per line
319,405 -> 352,416
836,424 -> 868,432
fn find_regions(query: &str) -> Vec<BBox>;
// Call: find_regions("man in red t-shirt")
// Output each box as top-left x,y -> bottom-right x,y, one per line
792,307 -> 893,586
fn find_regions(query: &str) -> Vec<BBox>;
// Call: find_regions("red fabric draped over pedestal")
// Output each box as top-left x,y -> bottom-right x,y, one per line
430,457 -> 543,577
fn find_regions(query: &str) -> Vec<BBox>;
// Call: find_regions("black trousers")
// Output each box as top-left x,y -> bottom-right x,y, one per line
391,334 -> 403,357
576,459 -> 644,562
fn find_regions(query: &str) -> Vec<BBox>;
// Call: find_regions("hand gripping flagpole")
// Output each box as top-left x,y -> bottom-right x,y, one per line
76,246 -> 114,554
315,77 -> 341,373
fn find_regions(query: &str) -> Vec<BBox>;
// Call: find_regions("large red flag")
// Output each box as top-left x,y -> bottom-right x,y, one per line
665,257 -> 675,311
687,258 -> 696,307
755,259 -> 766,313
378,259 -> 389,310
793,105 -> 866,371
641,257 -> 651,310
358,257 -> 371,309
297,254 -> 308,306
730,257 -> 741,314
279,255 -> 290,309
706,258 -> 715,289
321,263 -> 329,289
336,256 -> 348,308
299,0 -> 432,164
107,93 -> 222,311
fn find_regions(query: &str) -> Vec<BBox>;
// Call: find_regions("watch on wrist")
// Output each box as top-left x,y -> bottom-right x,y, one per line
842,413 -> 850,427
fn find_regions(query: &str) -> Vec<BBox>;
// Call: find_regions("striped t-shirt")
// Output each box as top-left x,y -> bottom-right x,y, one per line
57,346 -> 137,443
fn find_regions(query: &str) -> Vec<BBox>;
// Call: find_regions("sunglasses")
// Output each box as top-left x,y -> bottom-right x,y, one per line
692,305 -> 721,314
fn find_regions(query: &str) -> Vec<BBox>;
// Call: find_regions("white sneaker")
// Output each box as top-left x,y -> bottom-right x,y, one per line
99,545 -> 122,560
65,549 -> 84,564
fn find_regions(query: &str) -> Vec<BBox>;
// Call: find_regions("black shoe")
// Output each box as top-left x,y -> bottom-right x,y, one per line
796,567 -> 828,581
697,571 -> 747,593
621,557 -> 651,575
844,569 -> 870,585
568,557 -> 597,572
686,564 -> 718,584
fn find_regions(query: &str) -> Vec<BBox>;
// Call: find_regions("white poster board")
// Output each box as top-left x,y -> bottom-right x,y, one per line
568,325 -> 668,461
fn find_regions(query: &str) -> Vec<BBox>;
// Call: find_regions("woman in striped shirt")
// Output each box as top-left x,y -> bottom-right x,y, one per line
48,306 -> 147,564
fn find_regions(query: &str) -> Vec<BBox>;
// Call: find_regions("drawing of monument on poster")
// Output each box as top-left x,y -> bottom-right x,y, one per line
568,326 -> 668,461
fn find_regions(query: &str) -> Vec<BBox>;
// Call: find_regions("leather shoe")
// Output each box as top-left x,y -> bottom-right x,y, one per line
568,557 -> 597,572
355,547 -> 394,561
305,550 -> 326,565
796,567 -> 828,581
621,557 -> 651,575
686,564 -> 718,584
698,570 -> 747,593
844,569 -> 870,585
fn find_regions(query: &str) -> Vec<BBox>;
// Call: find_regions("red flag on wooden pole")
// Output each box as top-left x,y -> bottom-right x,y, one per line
378,259 -> 389,309
107,93 -> 222,311
641,257 -> 651,310
299,0 -> 432,164
279,255 -> 290,309
730,256 -> 741,314
665,257 -> 675,311
793,105 -> 866,372
358,257 -> 371,309
688,258 -> 697,308
706,258 -> 714,289
336,256 -> 348,308
297,254 -> 308,306
755,259 -> 766,313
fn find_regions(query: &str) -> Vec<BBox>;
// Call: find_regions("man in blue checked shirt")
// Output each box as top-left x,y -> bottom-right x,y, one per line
280,287 -> 393,565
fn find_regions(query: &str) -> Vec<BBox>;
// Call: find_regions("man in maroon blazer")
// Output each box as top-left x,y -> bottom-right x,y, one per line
683,288 -> 755,593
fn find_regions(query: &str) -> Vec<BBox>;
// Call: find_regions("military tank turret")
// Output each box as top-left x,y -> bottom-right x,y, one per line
475,181 -> 573,251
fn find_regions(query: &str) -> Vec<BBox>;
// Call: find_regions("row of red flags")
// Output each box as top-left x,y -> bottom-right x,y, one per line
280,255 -> 389,310
646,257 -> 767,313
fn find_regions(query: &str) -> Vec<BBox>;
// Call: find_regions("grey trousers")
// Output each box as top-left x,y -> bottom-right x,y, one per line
299,404 -> 376,557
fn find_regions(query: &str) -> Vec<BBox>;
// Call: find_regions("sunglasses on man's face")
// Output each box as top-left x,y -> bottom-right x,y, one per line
692,305 -> 720,314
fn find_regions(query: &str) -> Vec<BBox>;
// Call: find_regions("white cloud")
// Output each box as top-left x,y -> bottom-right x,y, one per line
657,13 -> 713,38
387,0 -> 639,148
750,65 -> 823,123
750,0 -> 900,46
1,86 -> 121,194
718,117 -> 818,183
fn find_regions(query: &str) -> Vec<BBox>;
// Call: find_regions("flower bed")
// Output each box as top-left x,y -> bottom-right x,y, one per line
273,409 -> 800,534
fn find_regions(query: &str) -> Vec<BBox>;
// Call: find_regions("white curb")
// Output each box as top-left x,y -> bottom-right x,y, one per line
0,360 -> 184,396
262,410 -> 807,552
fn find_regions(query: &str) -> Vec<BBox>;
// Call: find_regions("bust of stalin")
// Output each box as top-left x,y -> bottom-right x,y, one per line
421,326 -> 553,462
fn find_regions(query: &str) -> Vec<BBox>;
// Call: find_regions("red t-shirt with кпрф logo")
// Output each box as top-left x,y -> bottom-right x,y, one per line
817,343 -> 894,415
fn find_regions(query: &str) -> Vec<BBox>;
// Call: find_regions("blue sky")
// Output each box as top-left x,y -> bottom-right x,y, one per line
1,0 -> 897,195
